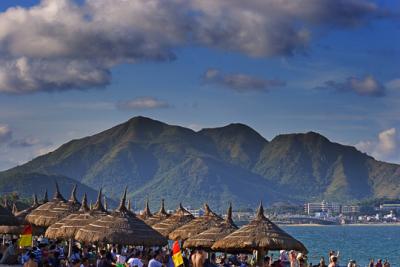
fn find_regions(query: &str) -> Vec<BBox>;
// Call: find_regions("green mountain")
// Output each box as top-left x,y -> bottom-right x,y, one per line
1,116 -> 399,211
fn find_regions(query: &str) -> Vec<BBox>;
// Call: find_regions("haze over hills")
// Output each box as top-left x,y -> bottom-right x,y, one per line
0,116 -> 399,211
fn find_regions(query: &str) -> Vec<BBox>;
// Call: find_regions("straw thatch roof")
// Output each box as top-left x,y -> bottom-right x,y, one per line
26,183 -> 81,227
75,188 -> 167,246
212,203 -> 308,253
0,194 -> 44,235
144,199 -> 170,226
0,225 -> 45,235
46,191 -> 107,240
0,205 -> 20,226
169,203 -> 223,241
14,194 -> 40,222
152,203 -> 194,237
183,203 -> 238,250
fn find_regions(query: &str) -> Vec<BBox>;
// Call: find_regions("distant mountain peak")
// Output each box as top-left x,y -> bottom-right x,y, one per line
1,116 -> 399,209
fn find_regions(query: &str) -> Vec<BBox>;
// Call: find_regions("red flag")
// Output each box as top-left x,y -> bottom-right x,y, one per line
19,225 -> 32,247
172,241 -> 184,267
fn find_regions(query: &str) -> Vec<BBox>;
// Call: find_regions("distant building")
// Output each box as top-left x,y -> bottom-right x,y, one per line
379,204 -> 400,212
232,211 -> 254,221
186,208 -> 204,217
341,205 -> 360,214
304,201 -> 341,215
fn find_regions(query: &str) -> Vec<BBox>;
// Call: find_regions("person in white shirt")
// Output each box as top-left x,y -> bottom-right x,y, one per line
127,251 -> 143,267
148,251 -> 162,267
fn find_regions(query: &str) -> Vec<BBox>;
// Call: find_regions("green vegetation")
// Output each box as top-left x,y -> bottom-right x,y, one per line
1,116 -> 399,212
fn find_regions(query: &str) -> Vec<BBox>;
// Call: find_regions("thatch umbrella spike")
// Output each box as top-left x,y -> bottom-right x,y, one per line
93,189 -> 106,212
53,181 -> 65,201
79,193 -> 89,212
12,203 -> 18,215
117,187 -> 128,212
256,201 -> 265,220
43,190 -> 49,203
33,194 -> 39,207
226,202 -> 233,223
69,184 -> 78,203
160,199 -> 166,213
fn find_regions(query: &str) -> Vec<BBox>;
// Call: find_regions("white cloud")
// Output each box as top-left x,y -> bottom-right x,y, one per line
203,68 -> 285,92
116,97 -> 170,110
0,0 -> 390,94
386,78 -> 400,90
0,124 -> 12,144
318,75 -> 386,97
9,137 -> 40,148
356,128 -> 399,163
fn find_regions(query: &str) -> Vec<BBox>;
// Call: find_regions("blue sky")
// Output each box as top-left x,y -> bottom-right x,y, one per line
0,0 -> 399,170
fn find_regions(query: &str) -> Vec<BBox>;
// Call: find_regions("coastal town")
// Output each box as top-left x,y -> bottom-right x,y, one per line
180,200 -> 400,226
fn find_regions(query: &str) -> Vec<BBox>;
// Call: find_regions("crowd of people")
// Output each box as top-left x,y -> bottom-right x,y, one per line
0,238 -> 394,267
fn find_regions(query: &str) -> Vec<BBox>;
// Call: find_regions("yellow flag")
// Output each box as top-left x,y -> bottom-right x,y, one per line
19,225 -> 32,247
172,241 -> 184,267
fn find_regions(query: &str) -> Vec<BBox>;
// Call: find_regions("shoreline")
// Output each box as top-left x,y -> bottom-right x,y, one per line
280,223 -> 400,227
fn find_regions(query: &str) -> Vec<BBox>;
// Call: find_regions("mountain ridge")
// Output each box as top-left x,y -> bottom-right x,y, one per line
0,116 -> 399,211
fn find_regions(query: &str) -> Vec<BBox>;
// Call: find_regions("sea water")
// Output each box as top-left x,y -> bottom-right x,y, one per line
280,225 -> 400,267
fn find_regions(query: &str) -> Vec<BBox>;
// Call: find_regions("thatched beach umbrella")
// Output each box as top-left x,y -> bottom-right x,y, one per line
14,194 -> 40,222
46,190 -> 108,240
45,193 -> 89,239
0,194 -> 45,236
212,203 -> 307,264
26,183 -> 81,227
169,203 -> 223,241
152,203 -> 194,238
75,188 -> 167,246
144,199 -> 170,226
0,204 -> 20,226
183,203 -> 238,250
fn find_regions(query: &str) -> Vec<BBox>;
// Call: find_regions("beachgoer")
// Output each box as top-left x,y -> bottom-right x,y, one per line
82,257 -> 90,267
191,249 -> 206,267
383,259 -> 390,267
369,259 -> 375,267
24,252 -> 38,267
328,256 -> 338,267
0,240 -> 16,264
263,256 -> 271,267
280,251 -> 290,267
148,250 -> 163,267
207,253 -> 218,267
375,259 -> 383,267
128,251 -> 144,267
316,257 -> 327,267
289,251 -> 297,267
97,250 -> 112,267
296,253 -> 307,267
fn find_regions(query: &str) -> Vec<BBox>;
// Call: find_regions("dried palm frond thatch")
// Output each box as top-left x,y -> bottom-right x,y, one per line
46,190 -> 107,240
14,194 -> 40,223
144,199 -> 170,226
75,188 -> 167,246
183,203 -> 238,250
0,205 -> 20,226
26,183 -> 81,227
212,203 -> 308,254
169,203 -> 223,241
152,203 -> 194,237
0,224 -> 45,235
